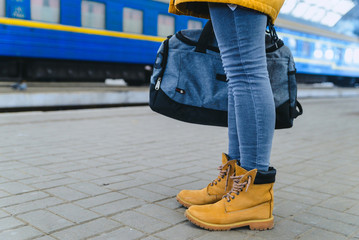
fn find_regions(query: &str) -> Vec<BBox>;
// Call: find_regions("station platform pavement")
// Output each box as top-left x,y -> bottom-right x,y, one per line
1,81 -> 359,109
0,97 -> 359,240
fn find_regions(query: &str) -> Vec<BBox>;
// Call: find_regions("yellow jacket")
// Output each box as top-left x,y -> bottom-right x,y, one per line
169,0 -> 285,23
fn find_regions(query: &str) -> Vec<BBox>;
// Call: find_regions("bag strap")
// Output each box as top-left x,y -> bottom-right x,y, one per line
196,20 -> 282,53
265,20 -> 283,52
195,20 -> 215,53
266,19 -> 279,42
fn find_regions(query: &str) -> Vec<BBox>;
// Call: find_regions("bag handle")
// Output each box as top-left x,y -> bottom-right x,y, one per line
195,20 -> 215,53
267,21 -> 279,43
292,101 -> 303,118
196,20 -> 281,54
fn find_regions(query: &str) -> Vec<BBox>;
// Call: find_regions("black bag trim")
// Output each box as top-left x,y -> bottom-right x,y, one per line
152,83 -> 299,130
216,74 -> 227,82
288,68 -> 297,75
254,167 -> 276,184
275,100 -> 293,129
195,20 -> 215,53
265,39 -> 284,53
176,31 -> 220,53
150,83 -> 228,127
175,31 -> 197,47
292,101 -> 303,118
159,38 -> 170,77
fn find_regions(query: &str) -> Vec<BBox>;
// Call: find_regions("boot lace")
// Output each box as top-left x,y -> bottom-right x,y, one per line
210,164 -> 232,191
223,175 -> 252,202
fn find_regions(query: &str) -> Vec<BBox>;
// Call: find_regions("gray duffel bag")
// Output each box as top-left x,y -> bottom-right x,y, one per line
149,20 -> 303,129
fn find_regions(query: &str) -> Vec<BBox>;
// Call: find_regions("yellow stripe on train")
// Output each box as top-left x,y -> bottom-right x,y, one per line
0,17 -> 165,42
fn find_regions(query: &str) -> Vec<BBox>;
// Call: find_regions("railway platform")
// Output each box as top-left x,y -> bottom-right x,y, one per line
0,97 -> 359,239
1,81 -> 359,110
0,82 -> 148,110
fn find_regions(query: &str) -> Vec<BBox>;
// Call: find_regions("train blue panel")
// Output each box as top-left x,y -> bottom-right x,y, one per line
0,24 -> 161,64
0,0 -> 208,64
277,27 -> 359,78
0,0 -> 358,82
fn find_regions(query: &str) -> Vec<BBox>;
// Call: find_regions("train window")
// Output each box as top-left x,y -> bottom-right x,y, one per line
314,43 -> 323,59
0,0 -> 5,17
31,0 -> 60,23
123,7 -> 143,34
324,49 -> 334,60
158,14 -> 175,37
313,49 -> 323,59
188,20 -> 202,30
288,38 -> 297,49
302,41 -> 311,57
354,49 -> 359,64
344,48 -> 354,64
336,48 -> 344,62
286,37 -> 297,55
82,1 -> 106,29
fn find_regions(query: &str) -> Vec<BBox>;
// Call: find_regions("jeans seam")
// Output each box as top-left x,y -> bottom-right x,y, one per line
228,84 -> 240,159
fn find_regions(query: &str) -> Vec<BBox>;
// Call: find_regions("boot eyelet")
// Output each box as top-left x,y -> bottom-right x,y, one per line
218,179 -> 221,182
215,182 -> 217,185
227,199 -> 231,202
232,196 -> 235,199
236,192 -> 239,195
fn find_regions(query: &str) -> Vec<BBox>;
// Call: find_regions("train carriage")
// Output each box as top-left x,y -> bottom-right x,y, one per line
0,0 -> 358,86
0,0 -> 206,85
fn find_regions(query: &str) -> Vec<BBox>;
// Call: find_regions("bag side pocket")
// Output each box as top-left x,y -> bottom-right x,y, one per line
267,57 -> 292,129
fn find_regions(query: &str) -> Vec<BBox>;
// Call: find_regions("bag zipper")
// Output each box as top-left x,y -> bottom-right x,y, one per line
155,77 -> 162,90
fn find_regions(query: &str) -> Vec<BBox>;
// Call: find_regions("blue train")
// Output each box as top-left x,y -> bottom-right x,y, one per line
0,0 -> 206,85
275,19 -> 359,86
0,0 -> 358,86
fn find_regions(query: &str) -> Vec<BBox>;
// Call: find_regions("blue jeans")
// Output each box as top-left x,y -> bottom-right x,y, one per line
209,4 -> 275,171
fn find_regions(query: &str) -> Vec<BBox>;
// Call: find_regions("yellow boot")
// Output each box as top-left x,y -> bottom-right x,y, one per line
185,165 -> 276,231
176,153 -> 241,208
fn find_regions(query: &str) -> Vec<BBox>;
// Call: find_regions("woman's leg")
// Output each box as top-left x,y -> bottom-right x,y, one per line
184,5 -> 277,230
209,4 -> 275,171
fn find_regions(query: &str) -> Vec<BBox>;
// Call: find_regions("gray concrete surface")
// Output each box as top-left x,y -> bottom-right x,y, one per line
0,97 -> 359,239
0,82 -> 148,108
1,81 -> 359,108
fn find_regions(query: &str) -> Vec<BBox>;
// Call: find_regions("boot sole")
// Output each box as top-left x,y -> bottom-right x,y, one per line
185,210 -> 274,231
176,195 -> 192,208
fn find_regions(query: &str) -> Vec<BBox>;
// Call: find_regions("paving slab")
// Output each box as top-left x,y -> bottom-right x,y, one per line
0,97 -> 359,239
